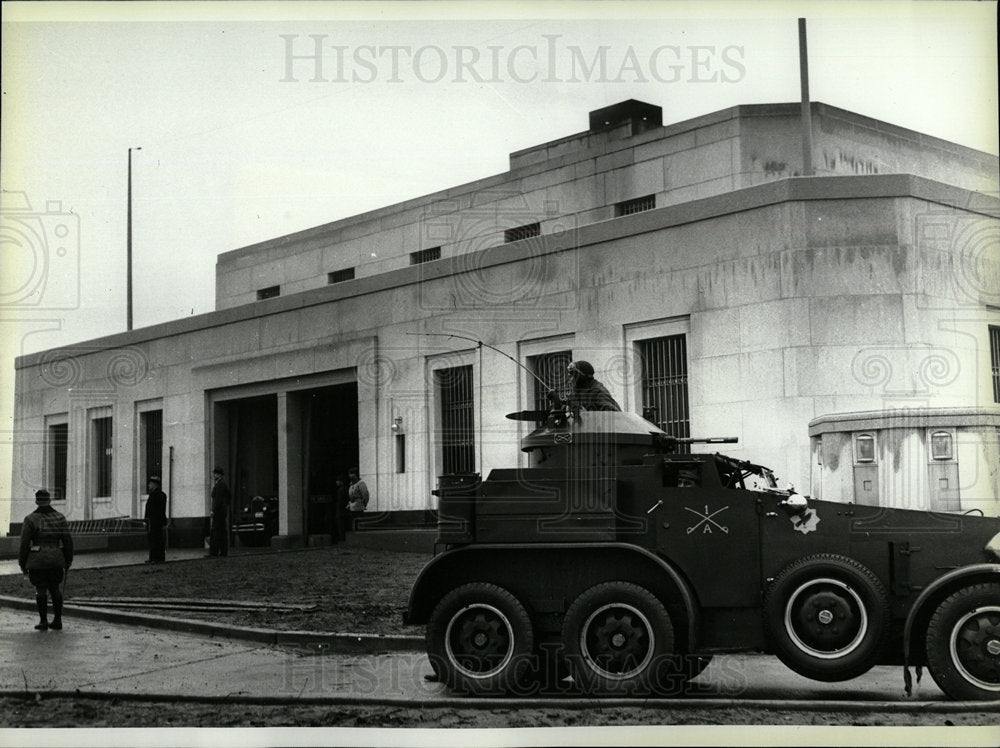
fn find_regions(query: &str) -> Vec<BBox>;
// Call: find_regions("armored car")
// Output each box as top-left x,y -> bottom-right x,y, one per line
405,405 -> 1000,699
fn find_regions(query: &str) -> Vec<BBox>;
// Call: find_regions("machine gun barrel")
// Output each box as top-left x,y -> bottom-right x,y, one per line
676,437 -> 739,444
654,434 -> 739,453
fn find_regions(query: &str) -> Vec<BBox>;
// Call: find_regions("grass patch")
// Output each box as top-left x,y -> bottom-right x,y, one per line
0,545 -> 430,634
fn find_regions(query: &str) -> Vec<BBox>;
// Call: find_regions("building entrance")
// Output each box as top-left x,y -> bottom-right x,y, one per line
213,379 -> 359,544
216,394 -> 279,520
302,383 -> 359,537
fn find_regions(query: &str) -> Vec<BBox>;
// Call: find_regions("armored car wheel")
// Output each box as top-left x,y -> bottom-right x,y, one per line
925,583 -> 1000,701
764,554 -> 889,682
426,582 -> 534,696
561,581 -> 675,696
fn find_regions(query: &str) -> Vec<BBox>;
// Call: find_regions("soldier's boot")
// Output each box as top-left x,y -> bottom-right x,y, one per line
50,590 -> 63,630
34,595 -> 48,630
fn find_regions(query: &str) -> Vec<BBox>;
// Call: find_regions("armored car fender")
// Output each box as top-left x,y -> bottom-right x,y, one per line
404,542 -> 701,653
901,563 -> 1000,699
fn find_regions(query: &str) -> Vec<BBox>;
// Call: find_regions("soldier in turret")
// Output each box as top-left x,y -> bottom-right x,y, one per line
565,360 -> 621,412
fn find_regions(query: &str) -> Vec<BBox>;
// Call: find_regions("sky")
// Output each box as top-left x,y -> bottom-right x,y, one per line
1,0 -> 998,525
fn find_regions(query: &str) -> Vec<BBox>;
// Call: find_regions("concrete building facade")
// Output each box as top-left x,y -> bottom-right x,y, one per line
10,100 -> 1000,545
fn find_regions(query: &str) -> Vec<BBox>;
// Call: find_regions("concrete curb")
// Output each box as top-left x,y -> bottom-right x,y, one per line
2,689 -> 999,711
0,595 -> 423,654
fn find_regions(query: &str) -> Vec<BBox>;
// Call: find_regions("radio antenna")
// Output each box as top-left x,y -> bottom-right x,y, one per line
406,332 -> 553,392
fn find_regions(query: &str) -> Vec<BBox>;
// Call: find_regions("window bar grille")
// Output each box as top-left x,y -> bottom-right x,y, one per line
640,335 -> 690,446
531,351 -> 572,412
439,365 -> 475,474
94,416 -> 113,497
991,325 -> 1000,403
144,410 -> 163,481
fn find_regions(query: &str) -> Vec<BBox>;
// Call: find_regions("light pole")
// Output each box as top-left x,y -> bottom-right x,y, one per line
127,146 -> 142,331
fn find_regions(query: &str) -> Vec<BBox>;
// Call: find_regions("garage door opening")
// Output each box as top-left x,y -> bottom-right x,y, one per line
302,383 -> 359,537
216,394 -> 279,520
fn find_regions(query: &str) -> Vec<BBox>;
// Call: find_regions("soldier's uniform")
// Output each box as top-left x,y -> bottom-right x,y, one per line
567,360 -> 621,412
18,490 -> 73,630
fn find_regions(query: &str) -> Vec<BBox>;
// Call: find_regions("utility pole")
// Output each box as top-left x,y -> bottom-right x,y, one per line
798,18 -> 814,177
127,145 -> 141,330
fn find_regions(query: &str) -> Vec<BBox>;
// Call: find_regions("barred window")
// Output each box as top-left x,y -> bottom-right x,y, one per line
93,416 -> 113,497
437,365 -> 475,474
991,325 -> 1000,403
615,194 -> 656,217
504,223 -> 540,243
141,410 -> 163,484
257,285 -> 280,300
410,247 -> 441,265
328,267 -> 355,283
528,350 -> 572,412
48,423 -> 68,501
638,335 -> 690,442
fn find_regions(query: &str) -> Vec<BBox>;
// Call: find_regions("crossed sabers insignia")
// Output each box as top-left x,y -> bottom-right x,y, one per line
685,505 -> 730,534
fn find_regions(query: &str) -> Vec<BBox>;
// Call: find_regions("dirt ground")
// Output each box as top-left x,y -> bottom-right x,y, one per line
0,545 -> 427,634
1,695 -> 996,728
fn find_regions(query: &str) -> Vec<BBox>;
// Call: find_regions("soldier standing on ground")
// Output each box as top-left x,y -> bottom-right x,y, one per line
209,467 -> 231,557
18,490 -> 73,631
144,475 -> 168,564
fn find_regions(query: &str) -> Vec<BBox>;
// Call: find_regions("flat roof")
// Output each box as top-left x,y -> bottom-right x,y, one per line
216,101 -> 999,266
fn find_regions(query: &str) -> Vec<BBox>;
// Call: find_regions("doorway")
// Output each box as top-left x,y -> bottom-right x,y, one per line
217,395 -> 279,516
302,383 -> 359,536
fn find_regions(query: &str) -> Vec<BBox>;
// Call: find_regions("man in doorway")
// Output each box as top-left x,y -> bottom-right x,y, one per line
209,467 -> 231,557
144,475 -> 168,564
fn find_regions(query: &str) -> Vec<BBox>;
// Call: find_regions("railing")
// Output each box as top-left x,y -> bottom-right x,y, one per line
66,516 -> 147,535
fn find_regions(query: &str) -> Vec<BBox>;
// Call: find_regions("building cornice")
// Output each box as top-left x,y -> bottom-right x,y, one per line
809,407 -> 1000,435
16,174 -> 1000,370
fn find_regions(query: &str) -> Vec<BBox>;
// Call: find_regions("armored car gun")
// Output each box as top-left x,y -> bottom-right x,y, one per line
405,404 -> 1000,699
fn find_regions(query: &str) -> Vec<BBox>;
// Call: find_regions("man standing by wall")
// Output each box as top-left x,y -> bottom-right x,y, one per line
209,467 -> 231,557
144,475 -> 168,564
18,490 -> 73,630
347,468 -> 369,533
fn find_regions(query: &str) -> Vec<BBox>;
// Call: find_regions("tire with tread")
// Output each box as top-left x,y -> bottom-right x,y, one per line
925,582 -> 1000,701
763,554 -> 889,682
561,581 -> 675,696
426,582 -> 534,696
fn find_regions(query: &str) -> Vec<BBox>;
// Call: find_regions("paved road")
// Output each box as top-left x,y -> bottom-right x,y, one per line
0,608 -> 948,703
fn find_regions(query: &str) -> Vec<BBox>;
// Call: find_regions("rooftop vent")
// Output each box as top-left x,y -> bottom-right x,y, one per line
588,100 -> 662,135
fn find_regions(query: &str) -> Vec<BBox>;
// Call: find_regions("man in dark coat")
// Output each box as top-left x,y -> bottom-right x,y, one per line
144,475 -> 168,564
19,490 -> 73,630
209,467 -> 231,557
566,360 -> 621,411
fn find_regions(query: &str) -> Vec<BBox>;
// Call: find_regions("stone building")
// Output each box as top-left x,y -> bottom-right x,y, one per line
10,99 -> 1000,545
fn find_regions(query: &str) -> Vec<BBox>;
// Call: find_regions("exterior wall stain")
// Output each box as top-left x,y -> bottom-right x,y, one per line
764,160 -> 787,176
